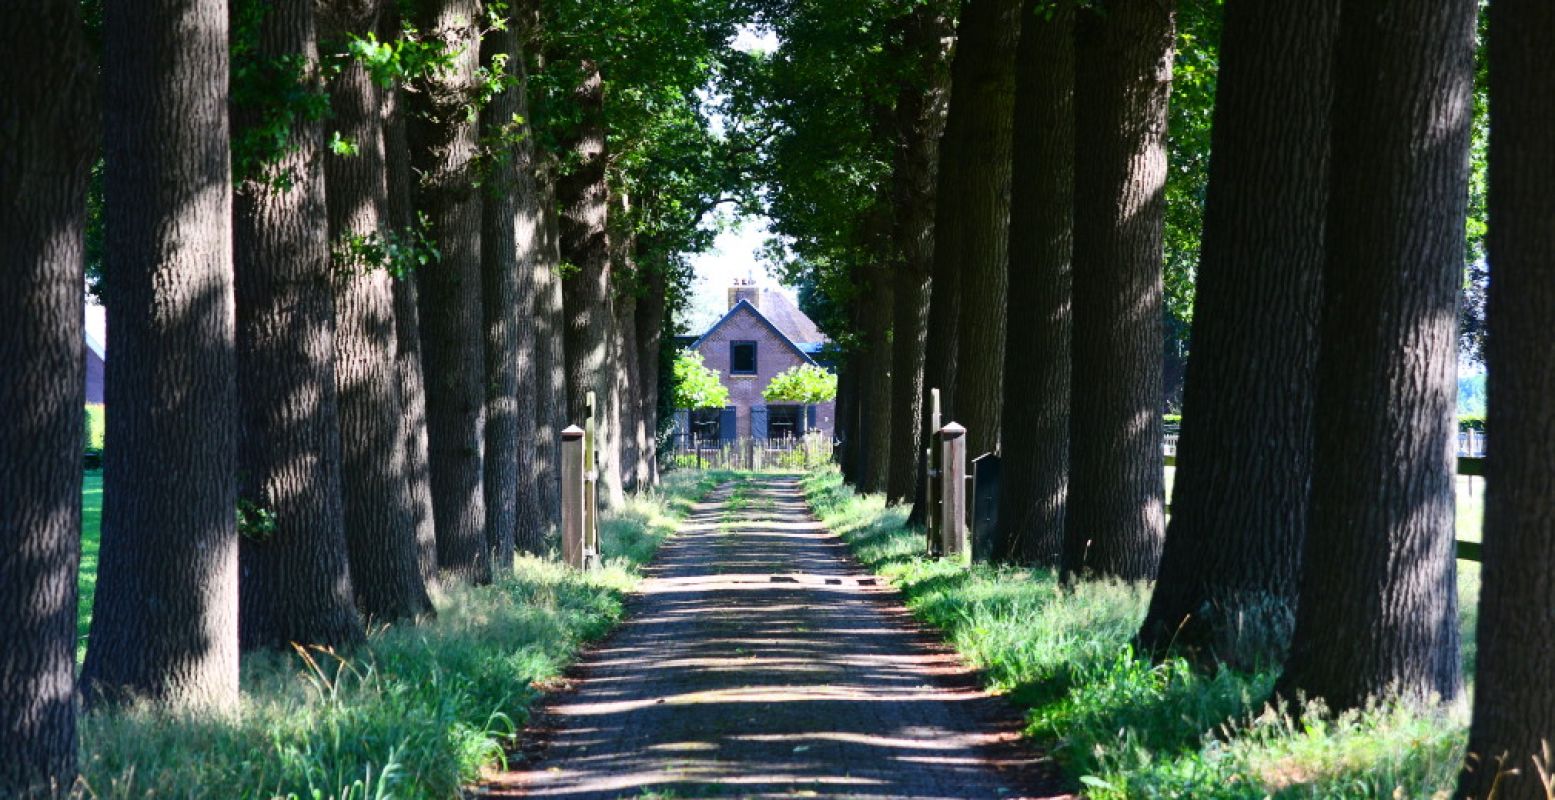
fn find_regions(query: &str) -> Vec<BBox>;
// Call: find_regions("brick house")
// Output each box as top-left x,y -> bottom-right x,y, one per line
679,282 -> 835,442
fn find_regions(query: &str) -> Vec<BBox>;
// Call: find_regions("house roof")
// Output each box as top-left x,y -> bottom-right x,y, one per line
758,291 -> 827,347
692,299 -> 818,367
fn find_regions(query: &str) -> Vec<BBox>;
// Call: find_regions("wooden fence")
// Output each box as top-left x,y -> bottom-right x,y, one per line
661,432 -> 835,473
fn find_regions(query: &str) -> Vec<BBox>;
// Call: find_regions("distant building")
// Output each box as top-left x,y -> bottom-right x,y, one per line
85,331 -> 105,405
678,281 -> 835,442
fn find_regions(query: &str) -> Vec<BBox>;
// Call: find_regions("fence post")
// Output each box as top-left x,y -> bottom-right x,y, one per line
561,425 -> 586,568
926,388 -> 941,555
583,391 -> 598,569
938,421 -> 967,557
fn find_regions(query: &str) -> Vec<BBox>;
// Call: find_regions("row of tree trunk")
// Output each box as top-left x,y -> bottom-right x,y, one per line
834,0 -> 1555,796
0,0 -> 669,792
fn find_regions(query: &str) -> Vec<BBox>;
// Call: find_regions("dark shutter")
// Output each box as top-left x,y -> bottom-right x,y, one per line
806,405 -> 818,430
751,405 -> 769,441
720,406 -> 737,443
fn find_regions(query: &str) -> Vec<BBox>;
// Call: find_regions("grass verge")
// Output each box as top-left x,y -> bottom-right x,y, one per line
74,469 -> 734,800
803,466 -> 1471,799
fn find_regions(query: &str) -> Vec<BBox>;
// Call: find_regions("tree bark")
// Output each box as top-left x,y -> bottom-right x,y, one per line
480,22 -> 526,575
1136,0 -> 1335,666
1459,4 -> 1555,795
617,284 -> 645,493
947,0 -> 1021,459
320,0 -> 432,623
836,361 -> 861,484
406,0 -> 489,584
82,0 -> 240,708
1061,0 -> 1174,582
379,17 -> 441,590
860,267 -> 894,494
0,2 -> 94,789
231,0 -> 364,653
885,0 -> 952,506
1277,0 -> 1476,712
636,261 -> 668,486
533,165 -> 568,530
996,0 -> 1073,567
557,62 -> 624,509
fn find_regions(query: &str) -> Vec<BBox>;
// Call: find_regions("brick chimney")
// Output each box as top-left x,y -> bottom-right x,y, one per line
728,278 -> 763,311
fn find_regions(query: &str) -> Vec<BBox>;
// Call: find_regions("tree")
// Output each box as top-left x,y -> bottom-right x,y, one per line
996,0 -> 1073,567
480,18 -> 528,575
672,350 -> 731,410
885,0 -> 953,505
0,0 -> 94,789
82,0 -> 241,708
319,0 -> 433,623
1137,0 -> 1336,666
763,363 -> 838,405
532,171 -> 568,536
406,0 -> 490,584
1277,0 -> 1477,712
381,3 -> 440,590
1457,3 -> 1555,796
231,0 -> 364,652
946,0 -> 1022,460
1062,0 -> 1175,581
556,61 -> 625,510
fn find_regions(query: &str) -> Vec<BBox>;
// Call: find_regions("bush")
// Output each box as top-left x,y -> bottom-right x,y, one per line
85,403 -> 106,451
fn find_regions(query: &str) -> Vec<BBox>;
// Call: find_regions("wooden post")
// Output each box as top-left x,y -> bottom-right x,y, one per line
561,425 -> 586,568
938,421 -> 967,557
926,388 -> 941,554
583,391 -> 598,568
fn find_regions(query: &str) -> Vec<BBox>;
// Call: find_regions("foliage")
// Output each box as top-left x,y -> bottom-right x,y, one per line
84,404 -> 106,451
229,0 -> 332,189
331,213 -> 443,278
670,349 -> 730,410
74,471 -> 732,799
802,466 -> 1482,799
762,363 -> 837,404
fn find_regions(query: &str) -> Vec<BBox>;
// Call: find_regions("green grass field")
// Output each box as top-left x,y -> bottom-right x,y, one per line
79,469 -> 102,661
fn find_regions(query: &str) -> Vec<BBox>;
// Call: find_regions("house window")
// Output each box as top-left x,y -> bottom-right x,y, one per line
767,405 -> 802,439
730,340 -> 757,375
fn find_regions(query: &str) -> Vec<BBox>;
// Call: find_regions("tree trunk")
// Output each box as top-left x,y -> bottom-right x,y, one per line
1277,0 -> 1476,712
885,1 -> 952,506
406,0 -> 489,584
617,285 -> 645,493
506,12 -> 546,557
909,7 -> 966,525
82,0 -> 240,708
319,0 -> 432,623
860,268 -> 894,494
533,166 -> 567,534
1136,0 -> 1335,666
1459,4 -> 1555,795
947,0 -> 1021,459
480,22 -> 526,575
836,362 -> 860,484
231,0 -> 364,653
636,261 -> 668,486
558,62 -> 624,509
1062,0 -> 1174,582
379,21 -> 441,590
0,2 -> 93,789
996,0 -> 1073,567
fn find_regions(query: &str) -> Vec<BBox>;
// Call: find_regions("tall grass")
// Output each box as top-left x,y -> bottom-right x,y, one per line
803,467 -> 1472,799
72,470 -> 733,800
